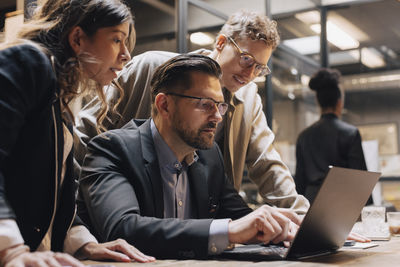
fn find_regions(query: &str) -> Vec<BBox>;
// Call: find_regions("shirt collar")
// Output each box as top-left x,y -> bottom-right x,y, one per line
321,113 -> 338,119
150,119 -> 198,173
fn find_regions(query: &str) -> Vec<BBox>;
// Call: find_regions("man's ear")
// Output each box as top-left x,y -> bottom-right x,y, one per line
215,34 -> 228,52
154,93 -> 171,118
68,26 -> 85,55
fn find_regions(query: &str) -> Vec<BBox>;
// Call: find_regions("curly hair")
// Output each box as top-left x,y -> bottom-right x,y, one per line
219,10 -> 280,49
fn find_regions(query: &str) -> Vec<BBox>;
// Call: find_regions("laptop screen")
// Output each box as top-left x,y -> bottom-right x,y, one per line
287,166 -> 381,259
220,167 -> 381,261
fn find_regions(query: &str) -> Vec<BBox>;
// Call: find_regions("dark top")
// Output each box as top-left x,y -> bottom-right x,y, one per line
78,119 -> 252,259
295,113 -> 367,203
0,44 -> 79,251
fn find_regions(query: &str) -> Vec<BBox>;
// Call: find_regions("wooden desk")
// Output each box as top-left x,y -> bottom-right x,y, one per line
84,237 -> 400,267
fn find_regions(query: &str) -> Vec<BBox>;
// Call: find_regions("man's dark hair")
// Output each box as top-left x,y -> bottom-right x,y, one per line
150,54 -> 222,115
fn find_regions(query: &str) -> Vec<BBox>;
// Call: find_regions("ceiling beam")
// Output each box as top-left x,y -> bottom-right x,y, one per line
139,0 -> 174,16
188,0 -> 228,20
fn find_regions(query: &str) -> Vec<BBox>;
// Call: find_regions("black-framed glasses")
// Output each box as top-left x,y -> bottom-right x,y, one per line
166,92 -> 228,116
227,36 -> 271,77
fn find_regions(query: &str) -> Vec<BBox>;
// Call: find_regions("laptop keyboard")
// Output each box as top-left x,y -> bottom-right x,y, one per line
261,245 -> 288,257
233,244 -> 288,257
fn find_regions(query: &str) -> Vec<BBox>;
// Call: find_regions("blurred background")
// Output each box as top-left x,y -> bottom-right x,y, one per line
2,0 -> 400,208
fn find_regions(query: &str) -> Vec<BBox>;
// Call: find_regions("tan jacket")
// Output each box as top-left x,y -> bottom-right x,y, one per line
74,50 -> 309,214
224,84 -> 309,213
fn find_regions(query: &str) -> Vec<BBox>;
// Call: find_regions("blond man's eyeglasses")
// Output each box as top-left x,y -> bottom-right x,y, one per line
227,36 -> 271,77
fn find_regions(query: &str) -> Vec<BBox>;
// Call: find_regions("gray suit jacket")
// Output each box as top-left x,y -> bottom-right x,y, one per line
78,119 -> 252,259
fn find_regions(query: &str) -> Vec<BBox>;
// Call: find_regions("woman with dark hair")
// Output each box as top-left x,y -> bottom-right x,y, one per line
0,0 -> 154,266
295,68 -> 368,204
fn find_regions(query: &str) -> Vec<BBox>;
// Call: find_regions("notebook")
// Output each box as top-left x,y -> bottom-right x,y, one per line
220,166 -> 381,261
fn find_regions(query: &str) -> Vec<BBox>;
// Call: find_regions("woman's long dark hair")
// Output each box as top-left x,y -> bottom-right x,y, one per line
14,0 -> 135,131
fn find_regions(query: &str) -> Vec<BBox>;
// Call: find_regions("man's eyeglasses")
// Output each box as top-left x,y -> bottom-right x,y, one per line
166,92 -> 228,116
227,36 -> 271,77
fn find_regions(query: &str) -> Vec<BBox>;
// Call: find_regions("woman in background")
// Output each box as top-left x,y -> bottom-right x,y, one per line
0,0 -> 154,266
295,68 -> 368,204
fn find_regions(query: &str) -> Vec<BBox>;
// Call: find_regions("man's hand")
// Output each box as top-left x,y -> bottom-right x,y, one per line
76,239 -> 155,263
275,208 -> 303,226
228,205 -> 296,245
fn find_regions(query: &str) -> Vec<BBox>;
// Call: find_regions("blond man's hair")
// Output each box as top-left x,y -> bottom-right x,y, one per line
219,10 -> 280,49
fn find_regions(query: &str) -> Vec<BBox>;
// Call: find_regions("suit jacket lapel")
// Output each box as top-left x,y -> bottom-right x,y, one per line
188,160 -> 209,218
139,120 -> 164,218
225,89 -> 237,186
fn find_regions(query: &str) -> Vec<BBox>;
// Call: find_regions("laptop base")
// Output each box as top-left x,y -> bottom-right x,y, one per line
219,244 -> 287,261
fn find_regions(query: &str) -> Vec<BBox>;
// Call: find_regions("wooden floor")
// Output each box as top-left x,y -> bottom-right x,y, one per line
84,236 -> 400,267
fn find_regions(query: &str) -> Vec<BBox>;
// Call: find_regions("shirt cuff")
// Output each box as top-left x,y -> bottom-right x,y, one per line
63,225 -> 98,256
208,219 -> 231,255
0,219 -> 25,252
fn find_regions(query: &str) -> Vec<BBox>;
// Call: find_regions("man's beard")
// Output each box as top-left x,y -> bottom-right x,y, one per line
172,115 -> 217,150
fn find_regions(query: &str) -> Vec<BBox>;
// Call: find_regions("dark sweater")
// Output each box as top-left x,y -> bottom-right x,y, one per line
295,113 -> 367,203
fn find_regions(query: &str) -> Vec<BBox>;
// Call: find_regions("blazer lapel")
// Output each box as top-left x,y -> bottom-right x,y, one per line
226,101 -> 236,185
188,160 -> 209,218
139,120 -> 164,218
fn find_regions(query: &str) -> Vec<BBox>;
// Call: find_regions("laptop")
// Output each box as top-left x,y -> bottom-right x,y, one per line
220,166 -> 381,261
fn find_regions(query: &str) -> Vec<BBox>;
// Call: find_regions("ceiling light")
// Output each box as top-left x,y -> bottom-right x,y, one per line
329,49 -> 360,65
290,67 -> 298,75
361,47 -> 385,68
321,0 -> 365,6
190,32 -> 214,46
282,36 -> 320,55
295,11 -> 320,24
329,12 -> 369,42
311,21 -> 359,50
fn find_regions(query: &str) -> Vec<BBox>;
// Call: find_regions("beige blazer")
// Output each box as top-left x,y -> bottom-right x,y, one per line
224,83 -> 309,213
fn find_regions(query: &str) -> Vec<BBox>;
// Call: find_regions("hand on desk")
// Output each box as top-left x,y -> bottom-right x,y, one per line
347,231 -> 371,243
228,205 -> 298,245
2,244 -> 84,267
77,239 -> 155,263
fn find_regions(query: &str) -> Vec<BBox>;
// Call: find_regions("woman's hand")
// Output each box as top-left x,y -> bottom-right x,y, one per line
2,245 -> 84,267
347,231 -> 371,243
